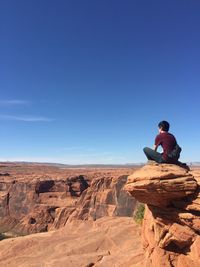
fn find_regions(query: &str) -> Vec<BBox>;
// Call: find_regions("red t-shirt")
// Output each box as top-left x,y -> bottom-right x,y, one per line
155,132 -> 177,161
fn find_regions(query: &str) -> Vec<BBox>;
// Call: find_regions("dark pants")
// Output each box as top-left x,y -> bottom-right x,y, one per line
143,147 -> 190,170
143,147 -> 165,163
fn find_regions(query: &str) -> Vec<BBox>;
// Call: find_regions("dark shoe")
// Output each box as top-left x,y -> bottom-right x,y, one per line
177,162 -> 190,171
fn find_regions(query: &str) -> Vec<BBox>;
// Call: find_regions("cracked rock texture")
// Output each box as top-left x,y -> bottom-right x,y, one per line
0,164 -> 144,267
0,216 -> 144,267
124,163 -> 200,267
0,164 -> 137,235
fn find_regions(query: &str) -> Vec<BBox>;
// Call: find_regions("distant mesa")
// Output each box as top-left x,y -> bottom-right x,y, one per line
0,161 -> 144,168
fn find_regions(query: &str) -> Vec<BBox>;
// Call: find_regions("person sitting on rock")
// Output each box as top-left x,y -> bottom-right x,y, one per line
143,120 -> 181,164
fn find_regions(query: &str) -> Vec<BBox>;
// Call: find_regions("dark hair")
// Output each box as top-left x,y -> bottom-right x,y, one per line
158,120 -> 170,132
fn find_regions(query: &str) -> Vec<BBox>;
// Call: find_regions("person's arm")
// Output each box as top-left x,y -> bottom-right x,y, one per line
153,144 -> 158,151
154,135 -> 160,151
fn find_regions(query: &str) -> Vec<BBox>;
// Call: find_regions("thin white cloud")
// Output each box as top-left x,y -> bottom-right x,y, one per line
78,152 -> 113,157
56,147 -> 97,153
0,115 -> 53,122
0,100 -> 30,105
58,146 -> 84,152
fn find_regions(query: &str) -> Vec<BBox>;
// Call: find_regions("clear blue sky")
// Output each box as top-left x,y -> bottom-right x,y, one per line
1,0 -> 200,164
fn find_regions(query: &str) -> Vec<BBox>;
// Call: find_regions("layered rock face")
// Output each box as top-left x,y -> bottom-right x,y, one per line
0,164 -> 136,234
124,163 -> 200,267
51,175 -> 137,229
0,164 -> 143,267
69,175 -> 136,220
0,176 -> 89,234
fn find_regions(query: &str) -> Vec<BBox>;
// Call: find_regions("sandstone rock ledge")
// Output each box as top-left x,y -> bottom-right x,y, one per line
0,217 -> 144,267
124,163 -> 200,267
124,163 -> 197,207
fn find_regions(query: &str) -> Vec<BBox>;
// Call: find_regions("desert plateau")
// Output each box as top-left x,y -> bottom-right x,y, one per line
0,162 -> 199,267
0,163 -> 143,266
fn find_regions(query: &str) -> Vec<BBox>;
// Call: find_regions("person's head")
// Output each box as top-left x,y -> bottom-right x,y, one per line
158,120 -> 170,132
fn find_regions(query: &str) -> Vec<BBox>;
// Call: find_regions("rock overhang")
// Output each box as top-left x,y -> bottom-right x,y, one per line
124,163 -> 198,207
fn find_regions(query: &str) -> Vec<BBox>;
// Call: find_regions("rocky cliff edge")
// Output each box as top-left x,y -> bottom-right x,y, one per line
124,163 -> 200,267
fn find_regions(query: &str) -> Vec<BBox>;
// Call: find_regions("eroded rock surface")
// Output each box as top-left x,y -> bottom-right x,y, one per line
50,174 -> 137,229
0,163 -> 137,235
0,163 -> 143,266
0,176 -> 89,234
0,217 -> 144,267
125,163 -> 197,207
125,163 -> 200,267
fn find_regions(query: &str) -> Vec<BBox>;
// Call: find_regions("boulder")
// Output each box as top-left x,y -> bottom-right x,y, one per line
124,163 -> 197,206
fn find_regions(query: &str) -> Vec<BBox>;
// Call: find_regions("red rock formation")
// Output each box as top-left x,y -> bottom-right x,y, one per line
62,175 -> 136,224
0,217 -> 144,267
125,164 -> 197,207
0,164 -> 143,266
124,163 -> 200,267
0,164 -> 137,234
0,176 -> 89,234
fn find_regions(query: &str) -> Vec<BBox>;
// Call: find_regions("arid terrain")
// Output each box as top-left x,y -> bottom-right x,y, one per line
0,162 -> 143,267
0,162 -> 138,182
0,162 -> 199,267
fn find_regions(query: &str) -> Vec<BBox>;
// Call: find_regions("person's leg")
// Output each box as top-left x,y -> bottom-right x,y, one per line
143,147 -> 164,163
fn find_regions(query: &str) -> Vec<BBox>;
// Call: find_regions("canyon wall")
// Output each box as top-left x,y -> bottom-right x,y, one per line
0,170 -> 137,235
0,165 -> 143,267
